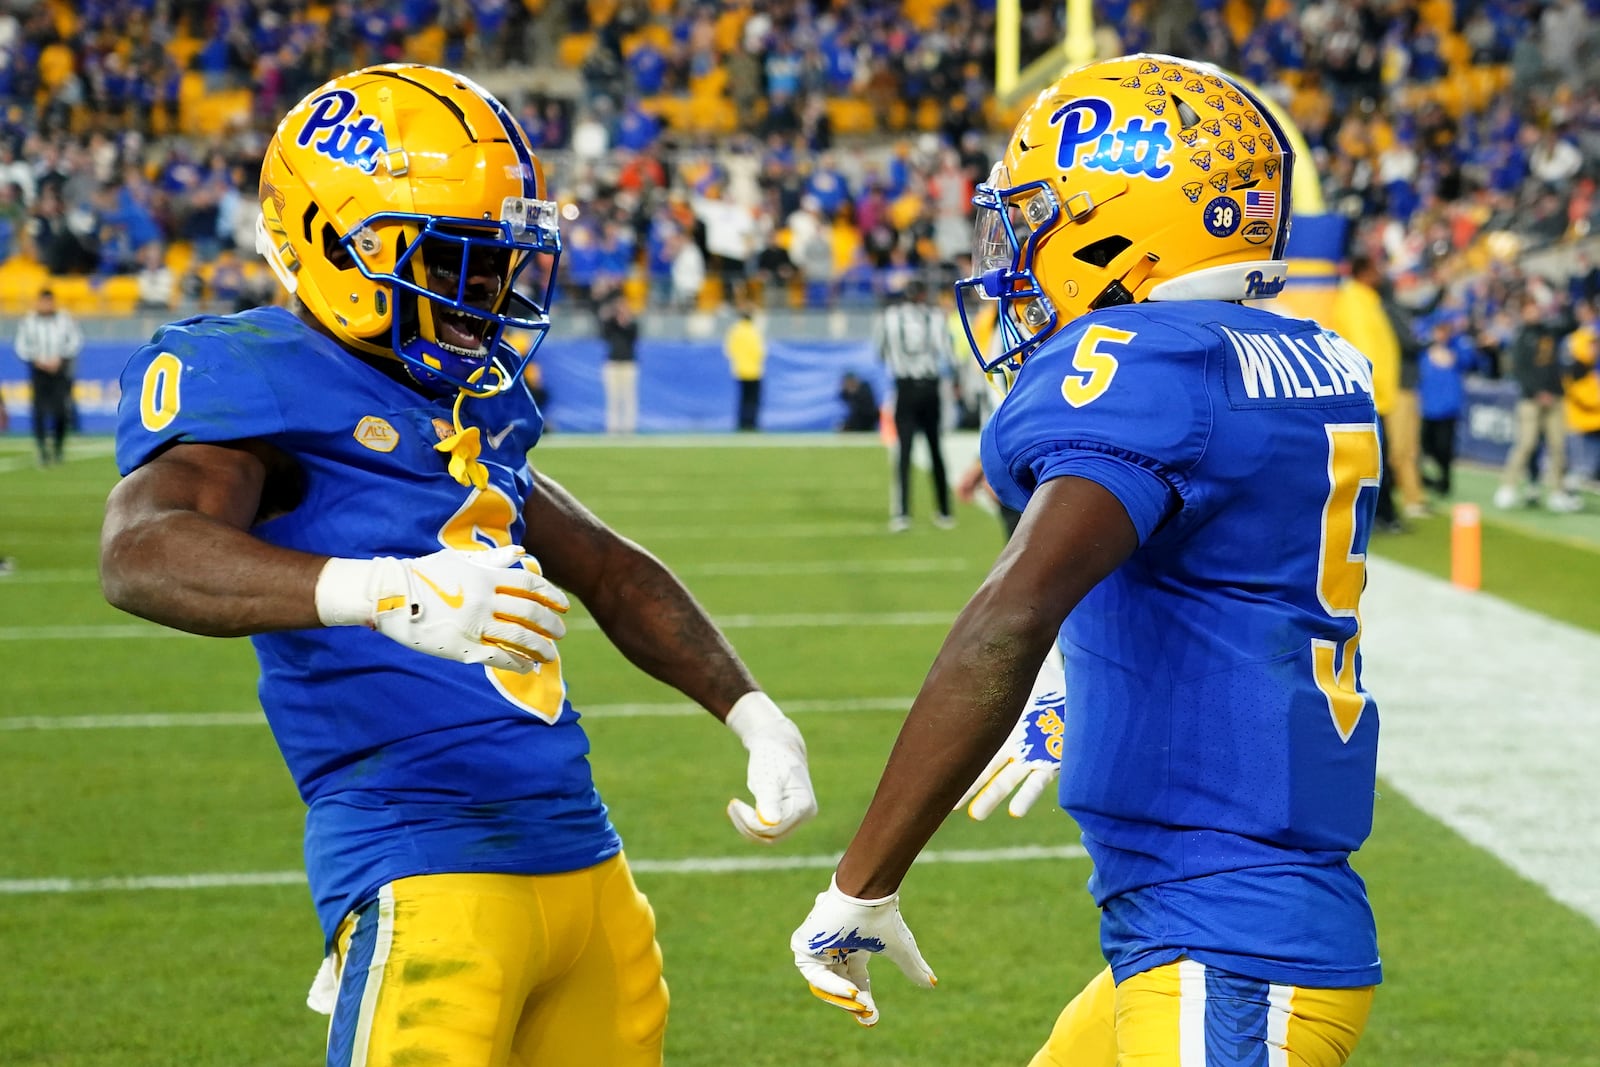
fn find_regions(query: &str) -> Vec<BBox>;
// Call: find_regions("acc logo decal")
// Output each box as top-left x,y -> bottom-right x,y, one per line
1245,269 -> 1286,297
354,416 -> 399,452
1049,98 -> 1173,179
1203,195 -> 1241,237
1241,219 -> 1274,245
432,417 -> 457,441
1191,150 -> 1212,171
296,88 -> 389,173
1181,181 -> 1204,203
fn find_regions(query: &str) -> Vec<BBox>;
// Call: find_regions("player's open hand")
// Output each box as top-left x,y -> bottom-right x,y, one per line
790,876 -> 936,1027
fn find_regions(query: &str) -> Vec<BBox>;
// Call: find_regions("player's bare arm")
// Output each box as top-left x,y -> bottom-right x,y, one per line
523,467 -> 757,719
525,466 -> 818,843
833,474 -> 1140,899
100,440 -> 327,636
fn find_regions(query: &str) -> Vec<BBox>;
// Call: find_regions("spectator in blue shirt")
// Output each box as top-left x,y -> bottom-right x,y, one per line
1419,315 -> 1476,496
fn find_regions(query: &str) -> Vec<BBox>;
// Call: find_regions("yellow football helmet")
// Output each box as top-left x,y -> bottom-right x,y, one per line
956,54 -> 1293,372
257,64 -> 561,393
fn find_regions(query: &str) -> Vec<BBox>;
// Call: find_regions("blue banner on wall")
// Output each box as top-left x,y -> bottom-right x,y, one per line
1,340 -> 136,435
1,334 -> 892,437
1458,376 -> 1519,466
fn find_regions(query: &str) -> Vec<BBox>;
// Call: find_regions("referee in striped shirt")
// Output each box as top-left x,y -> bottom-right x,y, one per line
14,288 -> 82,465
876,279 -> 955,532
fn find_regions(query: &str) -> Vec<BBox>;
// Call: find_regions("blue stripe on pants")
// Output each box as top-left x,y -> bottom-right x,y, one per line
1204,968 -> 1271,1067
326,899 -> 381,1067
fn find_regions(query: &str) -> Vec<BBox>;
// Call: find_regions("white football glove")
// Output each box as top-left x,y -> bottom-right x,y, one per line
956,646 -> 1066,820
314,545 -> 568,674
725,692 -> 818,843
791,875 -> 937,1027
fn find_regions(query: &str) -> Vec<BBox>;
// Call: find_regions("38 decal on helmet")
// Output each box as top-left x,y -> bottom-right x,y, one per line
256,65 -> 562,394
956,53 -> 1294,373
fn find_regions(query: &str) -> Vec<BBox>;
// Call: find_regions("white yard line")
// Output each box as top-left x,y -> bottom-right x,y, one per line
0,697 -> 919,732
0,560 -> 975,585
0,844 -> 1088,895
0,611 -> 958,642
1363,556 -> 1600,926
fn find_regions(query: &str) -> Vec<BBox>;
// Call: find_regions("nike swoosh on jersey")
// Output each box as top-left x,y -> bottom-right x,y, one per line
486,422 -> 519,450
414,570 -> 465,609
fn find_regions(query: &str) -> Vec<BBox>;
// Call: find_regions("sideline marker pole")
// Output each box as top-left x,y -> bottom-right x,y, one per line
1451,502 -> 1482,591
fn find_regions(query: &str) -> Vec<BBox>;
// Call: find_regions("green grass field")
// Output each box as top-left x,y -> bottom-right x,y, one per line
2,436 -> 1599,1066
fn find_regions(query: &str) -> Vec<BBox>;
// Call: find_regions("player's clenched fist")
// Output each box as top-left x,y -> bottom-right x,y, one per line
315,545 -> 569,673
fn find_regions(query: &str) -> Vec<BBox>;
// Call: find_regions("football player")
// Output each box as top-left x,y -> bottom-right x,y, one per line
99,65 -> 817,1067
791,53 -> 1381,1065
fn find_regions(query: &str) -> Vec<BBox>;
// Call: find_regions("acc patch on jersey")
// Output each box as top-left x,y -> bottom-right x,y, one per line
353,416 -> 399,452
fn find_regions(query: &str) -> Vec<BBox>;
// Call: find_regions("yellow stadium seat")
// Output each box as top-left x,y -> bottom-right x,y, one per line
406,26 -> 447,66
45,276 -> 93,315
901,0 -> 943,30
0,258 -> 49,314
622,272 -> 649,312
558,33 -> 595,68
97,275 -> 142,315
304,3 -> 332,23
689,66 -> 727,99
713,9 -> 746,53
826,98 -> 878,136
168,36 -> 203,70
184,88 -> 253,136
1421,0 -> 1454,35
178,70 -> 207,104
165,242 -> 195,279
38,42 -> 75,91
914,98 -> 941,131
1439,31 -> 1470,72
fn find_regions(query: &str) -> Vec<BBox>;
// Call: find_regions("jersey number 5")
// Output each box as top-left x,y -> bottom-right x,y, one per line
1313,423 -> 1379,742
1060,325 -> 1134,408
440,486 -> 567,724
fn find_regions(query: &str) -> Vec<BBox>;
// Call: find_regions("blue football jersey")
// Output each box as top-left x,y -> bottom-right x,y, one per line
114,306 -> 619,945
982,300 -> 1382,988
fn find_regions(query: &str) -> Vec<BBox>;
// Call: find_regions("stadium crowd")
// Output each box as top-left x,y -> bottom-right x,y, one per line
0,0 -> 1598,493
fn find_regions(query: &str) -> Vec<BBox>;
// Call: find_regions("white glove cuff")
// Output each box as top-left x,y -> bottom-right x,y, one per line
314,556 -> 407,628
725,690 -> 788,748
829,874 -> 897,908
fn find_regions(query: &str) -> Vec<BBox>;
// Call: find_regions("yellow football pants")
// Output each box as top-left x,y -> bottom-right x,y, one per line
325,854 -> 668,1067
1029,960 -> 1373,1067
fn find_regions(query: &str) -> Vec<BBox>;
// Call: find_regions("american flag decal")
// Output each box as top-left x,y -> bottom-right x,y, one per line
1243,190 -> 1277,219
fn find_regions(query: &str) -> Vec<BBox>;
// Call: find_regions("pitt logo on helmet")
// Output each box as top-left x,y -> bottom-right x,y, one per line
1050,98 -> 1173,179
296,89 -> 389,173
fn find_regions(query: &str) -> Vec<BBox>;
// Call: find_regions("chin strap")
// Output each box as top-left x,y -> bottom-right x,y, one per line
434,365 -> 505,489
